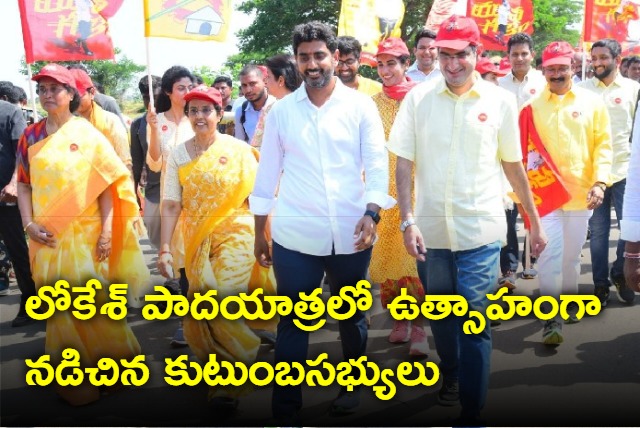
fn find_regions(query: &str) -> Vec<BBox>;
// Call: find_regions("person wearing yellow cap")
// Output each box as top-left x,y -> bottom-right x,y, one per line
388,15 -> 546,424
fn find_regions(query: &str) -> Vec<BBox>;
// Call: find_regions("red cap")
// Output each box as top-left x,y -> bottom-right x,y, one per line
433,15 -> 480,51
183,85 -> 222,106
68,68 -> 94,97
32,63 -> 76,89
498,56 -> 511,74
376,37 -> 410,58
542,41 -> 574,67
476,57 -> 498,75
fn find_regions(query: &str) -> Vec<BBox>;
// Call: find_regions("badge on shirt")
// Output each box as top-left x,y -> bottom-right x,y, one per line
478,113 -> 488,122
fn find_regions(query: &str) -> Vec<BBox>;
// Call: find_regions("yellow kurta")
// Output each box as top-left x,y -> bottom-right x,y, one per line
171,134 -> 275,399
26,117 -> 149,370
370,92 -> 423,306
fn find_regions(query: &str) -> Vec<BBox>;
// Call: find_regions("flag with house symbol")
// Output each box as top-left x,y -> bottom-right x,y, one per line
144,0 -> 232,41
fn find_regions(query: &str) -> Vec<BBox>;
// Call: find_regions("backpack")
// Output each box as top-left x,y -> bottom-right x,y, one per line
239,99 -> 250,142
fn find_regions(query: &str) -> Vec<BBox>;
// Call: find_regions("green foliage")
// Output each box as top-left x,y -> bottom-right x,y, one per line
20,48 -> 145,102
531,0 -> 582,51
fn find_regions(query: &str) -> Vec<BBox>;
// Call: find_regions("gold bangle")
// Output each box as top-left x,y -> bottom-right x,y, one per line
23,221 -> 34,233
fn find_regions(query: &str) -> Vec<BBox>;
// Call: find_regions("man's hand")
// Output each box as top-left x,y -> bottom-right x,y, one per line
624,258 -> 640,292
586,184 -> 605,210
254,234 -> 272,268
0,181 -> 17,203
528,224 -> 548,258
353,216 -> 376,251
403,225 -> 426,262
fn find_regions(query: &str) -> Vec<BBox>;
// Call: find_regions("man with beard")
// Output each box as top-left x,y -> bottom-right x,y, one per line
406,28 -> 442,82
336,36 -> 382,95
234,64 -> 275,142
578,38 -> 639,306
389,15 -> 546,425
527,41 -> 612,345
250,21 -> 392,424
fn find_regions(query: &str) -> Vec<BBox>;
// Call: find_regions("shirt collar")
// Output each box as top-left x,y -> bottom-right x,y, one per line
295,76 -> 345,103
436,72 -> 485,98
542,84 -> 576,101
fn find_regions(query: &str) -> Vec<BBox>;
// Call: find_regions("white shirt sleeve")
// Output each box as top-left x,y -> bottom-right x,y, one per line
249,106 -> 283,215
359,97 -> 395,209
621,120 -> 640,242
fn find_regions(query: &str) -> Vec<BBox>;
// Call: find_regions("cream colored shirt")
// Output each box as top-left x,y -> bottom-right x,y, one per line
498,68 -> 547,109
146,112 -> 194,174
388,77 -> 522,251
578,74 -> 639,183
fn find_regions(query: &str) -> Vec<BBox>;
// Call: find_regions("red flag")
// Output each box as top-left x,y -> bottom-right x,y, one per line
18,0 -> 123,63
467,0 -> 534,51
518,105 -> 571,229
584,0 -> 640,43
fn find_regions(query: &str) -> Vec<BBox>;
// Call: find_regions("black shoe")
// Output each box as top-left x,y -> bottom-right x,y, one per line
11,313 -> 35,327
594,285 -> 610,308
438,379 -> 460,406
330,387 -> 360,415
612,274 -> 635,305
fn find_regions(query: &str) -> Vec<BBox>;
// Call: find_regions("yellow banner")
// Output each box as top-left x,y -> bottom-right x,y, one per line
144,0 -> 232,41
338,0 -> 405,65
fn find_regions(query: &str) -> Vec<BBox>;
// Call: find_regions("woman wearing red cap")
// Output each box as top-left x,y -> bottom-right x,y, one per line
157,85 -> 273,411
369,37 -> 428,356
16,63 -> 149,405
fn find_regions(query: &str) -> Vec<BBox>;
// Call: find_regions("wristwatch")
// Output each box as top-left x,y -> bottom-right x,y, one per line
364,209 -> 381,224
594,182 -> 607,191
400,218 -> 416,232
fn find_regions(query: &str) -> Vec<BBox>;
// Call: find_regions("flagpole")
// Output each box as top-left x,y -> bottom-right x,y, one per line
145,37 -> 155,112
26,63 -> 39,122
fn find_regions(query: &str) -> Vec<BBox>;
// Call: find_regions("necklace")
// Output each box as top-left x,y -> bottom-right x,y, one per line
192,138 -> 213,157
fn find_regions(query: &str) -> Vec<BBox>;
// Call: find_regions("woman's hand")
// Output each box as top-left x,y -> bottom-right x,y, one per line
157,252 -> 175,279
25,222 -> 57,248
95,234 -> 112,262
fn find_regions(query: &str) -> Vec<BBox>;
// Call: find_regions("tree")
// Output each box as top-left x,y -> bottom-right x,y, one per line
531,0 -> 582,50
21,48 -> 145,102
231,0 -> 583,69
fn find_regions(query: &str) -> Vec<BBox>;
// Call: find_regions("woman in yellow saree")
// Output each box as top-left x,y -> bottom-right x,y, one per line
16,64 -> 149,406
158,86 -> 275,411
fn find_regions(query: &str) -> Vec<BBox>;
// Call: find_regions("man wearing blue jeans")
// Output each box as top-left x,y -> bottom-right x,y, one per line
388,15 -> 546,425
250,21 -> 393,424
579,38 -> 639,306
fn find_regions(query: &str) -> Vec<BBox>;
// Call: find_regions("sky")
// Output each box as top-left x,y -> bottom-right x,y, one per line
0,1 -> 253,94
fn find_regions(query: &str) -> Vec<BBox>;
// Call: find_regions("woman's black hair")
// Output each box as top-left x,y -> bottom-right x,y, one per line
156,66 -> 195,113
265,54 -> 303,93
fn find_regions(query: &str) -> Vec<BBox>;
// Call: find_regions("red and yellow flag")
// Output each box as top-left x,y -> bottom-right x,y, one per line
338,0 -> 405,66
18,0 -> 123,63
584,0 -> 640,47
467,0 -> 534,51
518,105 -> 571,229
144,0 -> 232,41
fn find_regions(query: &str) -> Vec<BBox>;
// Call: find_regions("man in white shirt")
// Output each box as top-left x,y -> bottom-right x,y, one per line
234,65 -> 275,142
406,28 -> 442,82
579,38 -> 639,306
622,110 -> 640,291
497,32 -> 547,287
250,21 -> 393,424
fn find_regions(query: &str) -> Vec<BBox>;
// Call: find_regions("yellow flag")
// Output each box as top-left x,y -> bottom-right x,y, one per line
338,0 -> 405,66
144,0 -> 232,41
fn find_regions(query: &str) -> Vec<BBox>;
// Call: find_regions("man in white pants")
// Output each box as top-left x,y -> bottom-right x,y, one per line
528,41 -> 612,345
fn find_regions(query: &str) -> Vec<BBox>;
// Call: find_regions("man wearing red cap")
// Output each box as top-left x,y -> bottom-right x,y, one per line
68,68 -> 132,172
578,38 -> 639,306
388,15 -> 546,425
526,41 -> 612,344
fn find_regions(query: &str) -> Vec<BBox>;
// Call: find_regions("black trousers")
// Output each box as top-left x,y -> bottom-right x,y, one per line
0,205 -> 37,314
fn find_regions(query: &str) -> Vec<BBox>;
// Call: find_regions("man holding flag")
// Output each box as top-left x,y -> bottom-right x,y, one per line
524,41 -> 612,345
